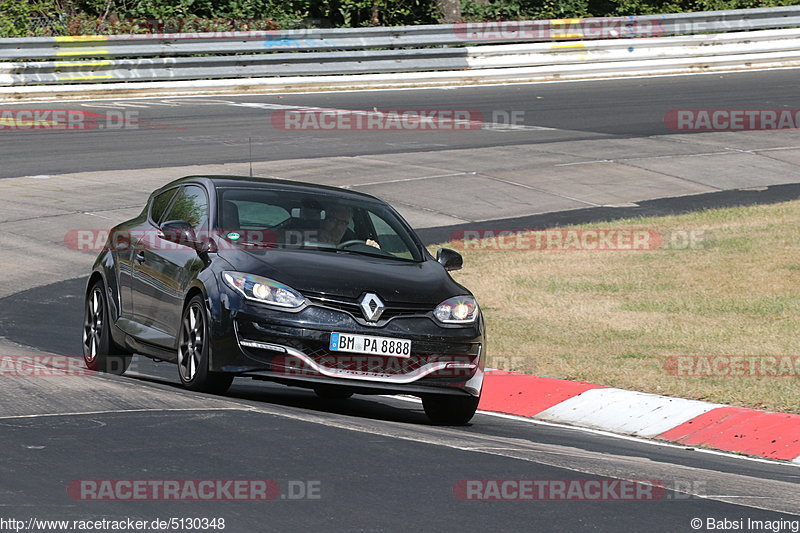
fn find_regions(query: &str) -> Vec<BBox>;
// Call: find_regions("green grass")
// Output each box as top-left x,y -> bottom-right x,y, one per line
436,200 -> 800,414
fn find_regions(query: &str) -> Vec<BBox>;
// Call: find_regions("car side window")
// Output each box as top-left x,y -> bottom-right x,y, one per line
368,211 -> 413,258
162,185 -> 209,230
150,188 -> 178,225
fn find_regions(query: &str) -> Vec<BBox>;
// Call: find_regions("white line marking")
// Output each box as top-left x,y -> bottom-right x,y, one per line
385,395 -> 800,468
4,66 -> 800,105
0,407 -> 251,421
479,173 -> 603,207
82,211 -> 113,220
343,171 -> 472,188
554,160 -> 613,166
555,145 -> 800,167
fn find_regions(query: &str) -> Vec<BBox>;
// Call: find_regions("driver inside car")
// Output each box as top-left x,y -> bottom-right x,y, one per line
318,205 -> 381,249
318,205 -> 353,245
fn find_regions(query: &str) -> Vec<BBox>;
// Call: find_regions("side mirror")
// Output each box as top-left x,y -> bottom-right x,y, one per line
436,248 -> 463,271
160,220 -> 207,251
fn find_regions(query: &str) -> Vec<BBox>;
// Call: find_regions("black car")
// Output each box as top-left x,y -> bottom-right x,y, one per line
83,176 -> 485,424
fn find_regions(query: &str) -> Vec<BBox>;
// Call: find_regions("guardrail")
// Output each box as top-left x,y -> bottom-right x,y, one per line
0,6 -> 799,89
3,28 -> 799,85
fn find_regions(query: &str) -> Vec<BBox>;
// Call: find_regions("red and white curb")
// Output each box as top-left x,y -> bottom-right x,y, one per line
478,371 -> 800,464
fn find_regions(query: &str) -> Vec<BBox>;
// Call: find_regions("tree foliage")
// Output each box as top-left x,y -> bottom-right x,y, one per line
0,0 -> 795,36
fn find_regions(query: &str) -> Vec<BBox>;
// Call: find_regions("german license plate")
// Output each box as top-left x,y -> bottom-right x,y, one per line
329,333 -> 411,358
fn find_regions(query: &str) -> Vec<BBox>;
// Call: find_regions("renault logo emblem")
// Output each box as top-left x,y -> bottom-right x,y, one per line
359,293 -> 385,322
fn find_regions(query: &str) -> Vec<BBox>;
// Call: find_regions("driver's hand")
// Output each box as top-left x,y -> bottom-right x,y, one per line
366,239 -> 381,249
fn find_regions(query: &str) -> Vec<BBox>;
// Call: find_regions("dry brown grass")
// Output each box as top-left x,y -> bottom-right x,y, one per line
434,200 -> 800,414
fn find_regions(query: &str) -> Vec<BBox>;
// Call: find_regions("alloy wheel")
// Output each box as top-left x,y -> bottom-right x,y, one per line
178,303 -> 204,382
83,287 -> 104,363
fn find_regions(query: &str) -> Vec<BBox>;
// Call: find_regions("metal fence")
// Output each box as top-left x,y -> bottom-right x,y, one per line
1,6 -> 799,87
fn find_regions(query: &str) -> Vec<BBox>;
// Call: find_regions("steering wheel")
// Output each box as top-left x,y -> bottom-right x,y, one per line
337,239 -> 365,249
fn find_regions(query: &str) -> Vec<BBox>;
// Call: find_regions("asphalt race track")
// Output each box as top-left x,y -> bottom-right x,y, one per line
1,69 -> 800,178
0,71 -> 799,532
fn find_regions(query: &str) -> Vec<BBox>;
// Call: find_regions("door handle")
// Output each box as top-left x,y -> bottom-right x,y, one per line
134,251 -> 146,264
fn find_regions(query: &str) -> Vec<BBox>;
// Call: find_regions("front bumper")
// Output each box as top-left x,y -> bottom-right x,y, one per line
210,292 -> 485,397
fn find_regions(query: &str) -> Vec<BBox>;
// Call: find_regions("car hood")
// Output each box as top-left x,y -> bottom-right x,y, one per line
217,247 -> 468,305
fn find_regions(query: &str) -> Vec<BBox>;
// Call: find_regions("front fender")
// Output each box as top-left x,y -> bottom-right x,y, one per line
186,260 -> 227,370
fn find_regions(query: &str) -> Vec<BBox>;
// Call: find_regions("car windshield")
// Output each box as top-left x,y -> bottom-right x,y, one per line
216,188 -> 423,262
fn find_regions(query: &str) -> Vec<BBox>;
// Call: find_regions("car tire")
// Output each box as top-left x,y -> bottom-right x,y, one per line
82,280 -> 132,375
422,394 -> 480,425
313,385 -> 354,400
177,295 -> 234,395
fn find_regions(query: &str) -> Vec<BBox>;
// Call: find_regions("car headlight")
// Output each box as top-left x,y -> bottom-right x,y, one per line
222,271 -> 306,309
434,296 -> 479,324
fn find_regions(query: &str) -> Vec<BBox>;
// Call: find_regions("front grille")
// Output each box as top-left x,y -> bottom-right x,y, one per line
304,292 -> 432,322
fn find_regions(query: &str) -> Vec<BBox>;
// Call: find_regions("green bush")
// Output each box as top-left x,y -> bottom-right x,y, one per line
0,0 -> 796,37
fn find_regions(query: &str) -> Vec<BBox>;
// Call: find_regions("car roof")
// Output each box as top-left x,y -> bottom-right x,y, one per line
156,175 -> 382,203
